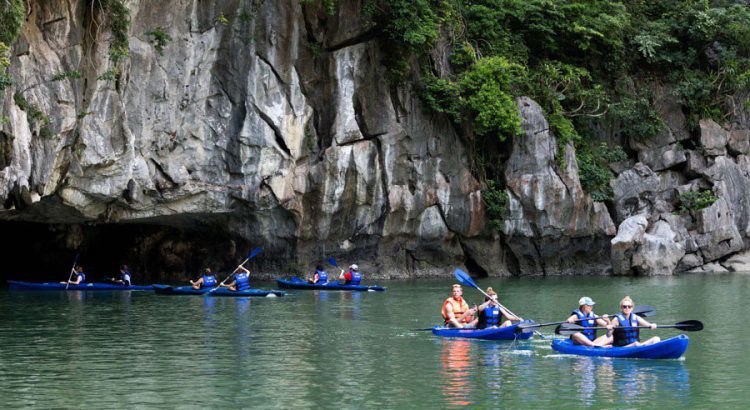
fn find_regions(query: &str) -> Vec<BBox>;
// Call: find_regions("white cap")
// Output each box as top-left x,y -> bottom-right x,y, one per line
578,296 -> 595,306
350,264 -> 358,271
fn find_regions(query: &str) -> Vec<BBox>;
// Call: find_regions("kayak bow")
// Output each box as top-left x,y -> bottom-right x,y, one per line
551,335 -> 689,359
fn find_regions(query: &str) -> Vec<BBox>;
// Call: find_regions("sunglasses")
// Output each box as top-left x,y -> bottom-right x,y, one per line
621,305 -> 633,309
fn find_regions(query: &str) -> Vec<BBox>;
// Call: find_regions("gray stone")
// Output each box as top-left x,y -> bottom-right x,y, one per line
611,215 -> 648,275
694,198 -> 744,262
728,129 -> 750,156
700,119 -> 729,156
677,253 -> 703,272
638,143 -> 686,171
721,250 -> 750,272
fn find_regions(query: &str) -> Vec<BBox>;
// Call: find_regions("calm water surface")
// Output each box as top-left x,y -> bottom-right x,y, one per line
1,274 -> 748,408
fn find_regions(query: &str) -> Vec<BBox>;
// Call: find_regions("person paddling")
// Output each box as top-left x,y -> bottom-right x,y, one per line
442,284 -> 477,328
565,296 -> 611,347
221,266 -> 252,291
338,264 -> 362,285
308,265 -> 329,284
190,268 -> 218,290
476,287 -> 521,329
112,265 -> 132,286
60,266 -> 85,285
605,296 -> 660,347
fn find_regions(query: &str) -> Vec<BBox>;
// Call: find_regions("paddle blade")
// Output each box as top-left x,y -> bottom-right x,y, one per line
454,269 -> 479,290
248,247 -> 263,260
515,322 -> 540,334
328,258 -> 338,267
674,320 -> 703,331
634,305 -> 656,317
555,323 -> 585,336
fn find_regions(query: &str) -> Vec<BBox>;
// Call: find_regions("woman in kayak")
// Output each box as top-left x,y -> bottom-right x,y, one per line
442,284 -> 477,328
60,266 -> 85,285
605,296 -> 660,347
565,296 -> 611,347
222,266 -> 252,291
308,265 -> 328,284
338,264 -> 362,285
111,265 -> 132,286
190,268 -> 218,289
476,287 -> 520,329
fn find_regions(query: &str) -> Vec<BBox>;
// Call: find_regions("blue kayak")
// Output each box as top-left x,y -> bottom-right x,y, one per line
551,335 -> 689,359
275,277 -> 386,292
431,321 -> 535,340
8,280 -> 152,291
152,284 -> 286,297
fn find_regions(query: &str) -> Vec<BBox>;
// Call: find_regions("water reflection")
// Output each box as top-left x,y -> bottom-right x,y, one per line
554,355 -> 690,407
440,339 -> 474,406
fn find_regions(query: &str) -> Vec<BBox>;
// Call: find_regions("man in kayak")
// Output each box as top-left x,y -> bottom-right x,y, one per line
60,265 -> 85,285
476,287 -> 521,329
565,296 -> 611,347
308,265 -> 328,284
110,264 -> 132,286
605,296 -> 660,347
442,284 -> 477,328
338,264 -> 362,285
190,268 -> 218,289
221,266 -> 252,291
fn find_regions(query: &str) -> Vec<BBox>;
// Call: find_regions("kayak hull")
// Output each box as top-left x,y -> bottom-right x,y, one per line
275,278 -> 386,292
431,321 -> 534,340
551,335 -> 689,359
151,284 -> 286,297
8,280 -> 152,291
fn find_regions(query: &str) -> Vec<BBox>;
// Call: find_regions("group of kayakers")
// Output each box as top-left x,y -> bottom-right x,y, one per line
307,264 -> 362,285
60,265 -> 132,286
441,284 -> 660,348
185,263 -> 364,291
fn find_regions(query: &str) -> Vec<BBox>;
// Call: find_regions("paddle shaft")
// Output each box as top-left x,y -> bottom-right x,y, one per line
533,306 -> 654,328
65,254 -> 79,290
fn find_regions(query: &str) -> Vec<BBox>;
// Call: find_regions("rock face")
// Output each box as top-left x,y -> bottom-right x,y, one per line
0,0 -> 499,278
503,98 -> 615,275
2,1 -> 750,279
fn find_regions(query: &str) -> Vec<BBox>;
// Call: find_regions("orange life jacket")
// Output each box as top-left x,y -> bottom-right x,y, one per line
442,297 -> 471,325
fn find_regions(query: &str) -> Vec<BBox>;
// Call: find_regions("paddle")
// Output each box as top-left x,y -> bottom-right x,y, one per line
555,320 -> 704,336
515,305 -> 656,334
64,253 -> 80,290
453,268 -> 546,338
328,257 -> 343,284
207,247 -> 262,295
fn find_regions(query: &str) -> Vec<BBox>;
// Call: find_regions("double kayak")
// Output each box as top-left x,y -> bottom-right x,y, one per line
8,280 -> 152,291
276,277 -> 386,292
551,335 -> 689,359
431,321 -> 535,340
152,284 -> 286,297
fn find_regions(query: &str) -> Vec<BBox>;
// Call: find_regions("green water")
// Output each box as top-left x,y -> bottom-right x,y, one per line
1,274 -> 748,408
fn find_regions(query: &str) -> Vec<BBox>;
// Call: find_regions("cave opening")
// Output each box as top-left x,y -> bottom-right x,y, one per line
0,219 -> 252,285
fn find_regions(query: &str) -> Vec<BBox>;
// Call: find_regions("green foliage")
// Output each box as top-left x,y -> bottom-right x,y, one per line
610,93 -> 664,140
482,180 -> 509,231
145,27 -> 172,56
0,0 -> 25,45
97,69 -> 118,82
215,12 -> 230,26
576,142 -> 627,202
459,57 -> 525,139
92,0 -> 131,65
13,92 -> 51,137
679,189 -> 718,213
306,41 -> 322,60
52,70 -> 83,81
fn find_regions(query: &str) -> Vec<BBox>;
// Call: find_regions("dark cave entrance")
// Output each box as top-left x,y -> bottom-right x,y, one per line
0,220 -> 255,285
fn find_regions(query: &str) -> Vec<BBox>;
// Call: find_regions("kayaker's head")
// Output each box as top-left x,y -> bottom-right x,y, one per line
350,264 -> 359,272
75,265 -> 83,273
120,264 -> 128,272
619,296 -> 634,314
451,284 -> 463,299
578,296 -> 595,313
315,265 -> 324,272
485,287 -> 498,304
203,267 -> 212,275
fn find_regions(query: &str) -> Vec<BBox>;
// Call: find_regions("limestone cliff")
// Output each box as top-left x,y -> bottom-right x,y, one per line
1,1 -> 749,279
